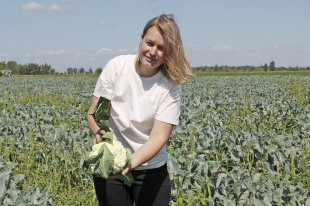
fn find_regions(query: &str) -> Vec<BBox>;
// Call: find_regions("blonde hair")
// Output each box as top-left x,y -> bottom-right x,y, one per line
135,13 -> 194,84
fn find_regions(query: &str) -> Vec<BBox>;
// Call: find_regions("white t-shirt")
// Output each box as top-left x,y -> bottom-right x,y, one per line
93,55 -> 182,170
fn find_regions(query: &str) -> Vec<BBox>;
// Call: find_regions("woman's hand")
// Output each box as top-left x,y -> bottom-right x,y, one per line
121,165 -> 131,176
108,164 -> 132,179
93,128 -> 106,144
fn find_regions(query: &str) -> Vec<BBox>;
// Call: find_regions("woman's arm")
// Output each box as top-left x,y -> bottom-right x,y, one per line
120,119 -> 173,176
87,95 -> 106,144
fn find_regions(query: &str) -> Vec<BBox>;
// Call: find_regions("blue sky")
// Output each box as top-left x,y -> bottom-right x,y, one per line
0,0 -> 309,72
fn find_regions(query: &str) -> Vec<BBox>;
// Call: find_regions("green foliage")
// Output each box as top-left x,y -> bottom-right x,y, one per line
0,76 -> 98,205
167,76 -> 310,205
89,96 -> 110,131
194,62 -> 310,73
1,75 -> 310,205
0,61 -> 53,75
79,67 -> 85,74
95,67 -> 102,74
0,156 -> 54,205
197,70 -> 310,77
270,61 -> 276,71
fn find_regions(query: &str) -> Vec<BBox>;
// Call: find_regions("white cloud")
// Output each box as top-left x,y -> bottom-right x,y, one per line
97,48 -> 112,54
185,44 -> 199,47
37,50 -> 65,56
47,4 -> 68,12
98,20 -> 111,27
22,2 -> 45,11
212,45 -> 232,52
22,2 -> 70,12
118,49 -> 127,53
0,52 -> 9,57
74,52 -> 83,58
245,52 -> 260,57
234,49 -> 269,58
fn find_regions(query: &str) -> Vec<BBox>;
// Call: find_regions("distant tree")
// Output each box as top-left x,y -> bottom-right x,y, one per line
221,66 -> 226,72
88,67 -> 93,74
7,61 -> 18,73
73,68 -> 77,74
42,63 -> 51,74
278,66 -> 284,71
50,68 -> 56,75
95,67 -> 102,74
79,67 -> 85,74
270,61 -> 275,71
67,67 -> 74,74
214,64 -> 218,72
224,67 -> 231,72
264,63 -> 268,71
0,61 -> 5,71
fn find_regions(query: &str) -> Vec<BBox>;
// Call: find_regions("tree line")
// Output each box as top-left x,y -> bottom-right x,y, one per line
0,61 -> 103,76
65,67 -> 102,75
1,61 -> 52,75
193,61 -> 310,73
1,60 -> 310,76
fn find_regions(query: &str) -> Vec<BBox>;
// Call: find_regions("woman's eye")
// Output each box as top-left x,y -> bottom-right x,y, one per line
157,46 -> 163,51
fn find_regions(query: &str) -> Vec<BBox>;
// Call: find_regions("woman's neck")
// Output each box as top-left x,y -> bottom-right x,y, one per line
135,62 -> 160,78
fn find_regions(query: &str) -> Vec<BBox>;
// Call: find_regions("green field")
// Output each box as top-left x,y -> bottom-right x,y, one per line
196,70 -> 310,77
1,73 -> 310,205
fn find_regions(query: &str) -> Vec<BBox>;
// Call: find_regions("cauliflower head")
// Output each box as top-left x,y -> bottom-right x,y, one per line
89,142 -> 105,157
88,139 -> 130,174
106,140 -> 127,173
83,97 -> 133,186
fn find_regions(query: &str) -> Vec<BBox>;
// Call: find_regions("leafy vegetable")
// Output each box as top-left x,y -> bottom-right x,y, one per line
0,156 -> 54,205
82,96 -> 133,186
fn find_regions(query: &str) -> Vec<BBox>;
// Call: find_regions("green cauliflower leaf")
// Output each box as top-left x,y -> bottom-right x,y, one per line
89,96 -> 110,131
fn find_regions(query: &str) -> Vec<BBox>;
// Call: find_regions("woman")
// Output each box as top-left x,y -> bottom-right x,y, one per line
87,13 -> 193,206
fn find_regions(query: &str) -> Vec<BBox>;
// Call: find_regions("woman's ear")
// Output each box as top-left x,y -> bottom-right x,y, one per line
141,33 -> 143,40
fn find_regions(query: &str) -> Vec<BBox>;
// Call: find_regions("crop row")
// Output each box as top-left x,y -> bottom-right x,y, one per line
1,75 -> 310,205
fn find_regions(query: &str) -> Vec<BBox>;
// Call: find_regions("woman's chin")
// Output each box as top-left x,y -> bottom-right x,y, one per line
141,61 -> 156,69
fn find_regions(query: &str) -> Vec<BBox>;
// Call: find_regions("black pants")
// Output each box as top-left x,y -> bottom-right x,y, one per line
93,164 -> 171,206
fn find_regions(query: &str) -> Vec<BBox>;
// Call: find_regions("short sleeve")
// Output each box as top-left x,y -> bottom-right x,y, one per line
155,84 -> 182,125
93,59 -> 117,100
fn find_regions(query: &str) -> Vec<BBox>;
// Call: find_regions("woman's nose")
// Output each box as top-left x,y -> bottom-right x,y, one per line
149,47 -> 157,56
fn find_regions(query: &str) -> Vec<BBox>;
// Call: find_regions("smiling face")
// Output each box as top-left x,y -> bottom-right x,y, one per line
137,26 -> 164,77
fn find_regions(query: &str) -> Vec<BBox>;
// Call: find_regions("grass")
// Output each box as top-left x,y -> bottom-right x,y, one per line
0,132 -> 97,205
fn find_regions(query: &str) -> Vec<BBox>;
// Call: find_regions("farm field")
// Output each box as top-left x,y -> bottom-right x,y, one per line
1,74 -> 310,205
